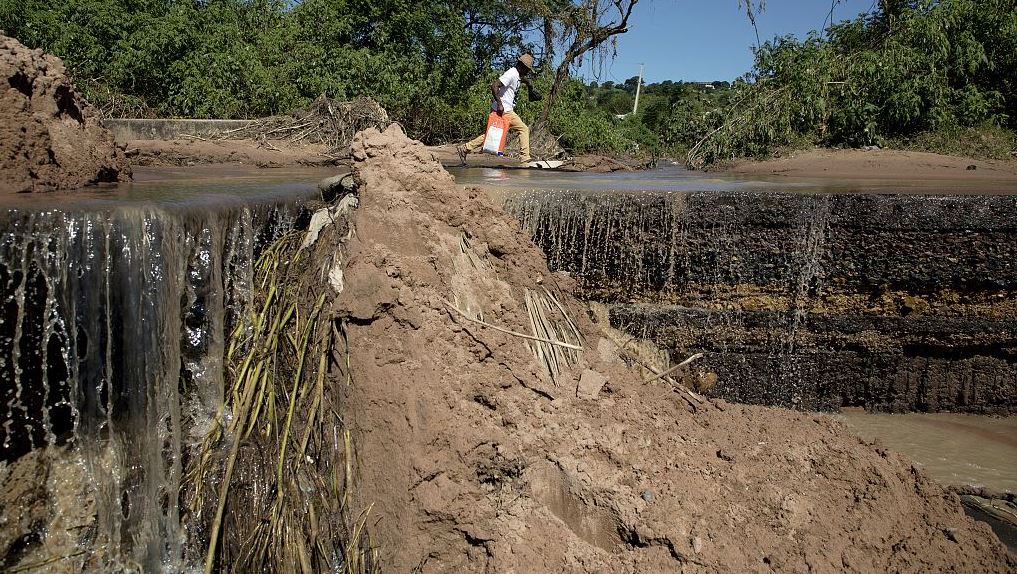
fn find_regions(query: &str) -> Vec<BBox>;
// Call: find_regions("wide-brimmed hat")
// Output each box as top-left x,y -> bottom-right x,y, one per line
517,54 -> 534,70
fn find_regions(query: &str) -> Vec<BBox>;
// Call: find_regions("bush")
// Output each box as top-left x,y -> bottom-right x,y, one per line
679,0 -> 1017,166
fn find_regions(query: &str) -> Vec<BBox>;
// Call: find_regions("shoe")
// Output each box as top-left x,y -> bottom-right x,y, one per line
523,160 -> 564,169
456,145 -> 468,165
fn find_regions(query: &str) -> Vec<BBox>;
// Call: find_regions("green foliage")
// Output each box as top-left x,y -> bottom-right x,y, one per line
0,0 -> 526,142
538,79 -> 631,153
678,0 -> 1017,165
8,0 -> 1010,159
885,122 -> 1017,160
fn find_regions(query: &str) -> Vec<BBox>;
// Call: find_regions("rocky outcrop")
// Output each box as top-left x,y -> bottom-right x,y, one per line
505,189 -> 1017,413
1,35 -> 130,193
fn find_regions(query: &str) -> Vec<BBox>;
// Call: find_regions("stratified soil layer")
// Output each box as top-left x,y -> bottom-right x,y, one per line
0,35 -> 129,193
335,125 -> 1014,572
505,190 -> 1017,413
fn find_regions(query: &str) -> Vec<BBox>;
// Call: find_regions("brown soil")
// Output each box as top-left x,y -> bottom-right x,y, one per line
714,147 -> 1017,182
337,125 -> 1015,572
0,35 -> 130,193
126,138 -> 340,168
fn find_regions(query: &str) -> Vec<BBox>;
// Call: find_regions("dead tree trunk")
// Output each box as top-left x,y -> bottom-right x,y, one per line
538,0 -> 639,124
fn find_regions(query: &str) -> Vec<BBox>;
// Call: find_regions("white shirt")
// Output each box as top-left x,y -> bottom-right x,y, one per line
493,67 -> 521,113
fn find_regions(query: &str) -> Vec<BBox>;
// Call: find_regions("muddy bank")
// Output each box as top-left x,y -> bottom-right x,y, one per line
335,125 -> 1013,571
129,137 -> 644,172
712,147 -> 1017,182
0,35 -> 130,193
125,137 -> 340,168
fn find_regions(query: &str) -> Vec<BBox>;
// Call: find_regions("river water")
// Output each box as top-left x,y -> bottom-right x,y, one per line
837,412 -> 1017,493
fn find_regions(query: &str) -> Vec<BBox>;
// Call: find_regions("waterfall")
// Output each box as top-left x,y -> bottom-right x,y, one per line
0,196 -> 305,571
503,188 -> 1017,413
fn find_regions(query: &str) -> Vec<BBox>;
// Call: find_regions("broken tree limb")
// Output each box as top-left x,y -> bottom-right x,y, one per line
643,353 -> 704,385
442,300 -> 583,351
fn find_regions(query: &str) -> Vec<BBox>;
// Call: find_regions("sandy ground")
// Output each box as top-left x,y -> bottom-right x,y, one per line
332,124 -> 1014,572
714,147 -> 1017,182
125,138 -> 340,168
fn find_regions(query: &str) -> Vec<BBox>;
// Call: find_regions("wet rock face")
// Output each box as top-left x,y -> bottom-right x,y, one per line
0,200 -> 305,569
0,34 -> 130,193
506,190 -> 1017,413
506,191 -> 1017,300
611,305 -> 1017,413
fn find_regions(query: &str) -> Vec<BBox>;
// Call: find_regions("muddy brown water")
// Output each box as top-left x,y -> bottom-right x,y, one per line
836,412 -> 1017,493
451,163 -> 1017,195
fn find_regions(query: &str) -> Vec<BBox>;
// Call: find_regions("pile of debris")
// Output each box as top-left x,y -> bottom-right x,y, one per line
217,96 -> 390,157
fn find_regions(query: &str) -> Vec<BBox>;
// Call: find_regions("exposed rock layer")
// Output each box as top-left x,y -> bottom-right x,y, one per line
505,189 -> 1017,412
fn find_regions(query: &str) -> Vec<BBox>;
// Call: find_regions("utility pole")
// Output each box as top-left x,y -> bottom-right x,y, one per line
632,63 -> 644,115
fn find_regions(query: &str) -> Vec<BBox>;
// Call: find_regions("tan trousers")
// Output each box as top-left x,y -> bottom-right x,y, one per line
464,111 -> 531,163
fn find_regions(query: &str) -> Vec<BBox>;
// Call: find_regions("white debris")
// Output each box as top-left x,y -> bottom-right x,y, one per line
302,207 -> 334,249
301,195 -> 359,250
328,264 -> 344,293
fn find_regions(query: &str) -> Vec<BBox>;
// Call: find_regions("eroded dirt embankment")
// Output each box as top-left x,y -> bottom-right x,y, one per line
334,125 -> 1014,572
1,35 -> 129,193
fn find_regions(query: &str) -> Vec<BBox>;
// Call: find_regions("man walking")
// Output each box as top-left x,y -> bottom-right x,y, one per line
458,54 -> 540,165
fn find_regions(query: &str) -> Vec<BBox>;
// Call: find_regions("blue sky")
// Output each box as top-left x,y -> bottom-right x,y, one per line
575,0 -> 879,84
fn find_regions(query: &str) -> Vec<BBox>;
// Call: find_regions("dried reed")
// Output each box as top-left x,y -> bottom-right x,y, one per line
187,221 -> 377,573
524,288 -> 584,382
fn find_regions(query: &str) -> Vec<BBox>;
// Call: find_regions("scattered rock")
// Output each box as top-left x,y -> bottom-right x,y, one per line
317,172 -> 356,201
577,369 -> 608,399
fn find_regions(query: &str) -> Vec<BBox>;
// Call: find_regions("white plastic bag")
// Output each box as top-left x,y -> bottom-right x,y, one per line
482,124 -> 505,154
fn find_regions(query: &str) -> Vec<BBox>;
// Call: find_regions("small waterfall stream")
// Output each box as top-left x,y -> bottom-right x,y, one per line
0,187 -> 310,570
503,187 -> 1017,413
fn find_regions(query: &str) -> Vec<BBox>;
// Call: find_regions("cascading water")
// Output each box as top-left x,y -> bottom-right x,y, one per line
772,194 -> 831,407
503,187 -> 1017,413
0,188 -> 309,571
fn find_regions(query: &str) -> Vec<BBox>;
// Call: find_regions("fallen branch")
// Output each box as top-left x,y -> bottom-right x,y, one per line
643,353 -> 704,384
443,300 -> 583,351
602,333 -> 704,405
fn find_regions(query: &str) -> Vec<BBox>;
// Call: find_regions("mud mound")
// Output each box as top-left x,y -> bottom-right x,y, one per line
336,124 -> 1014,572
0,35 -> 130,193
